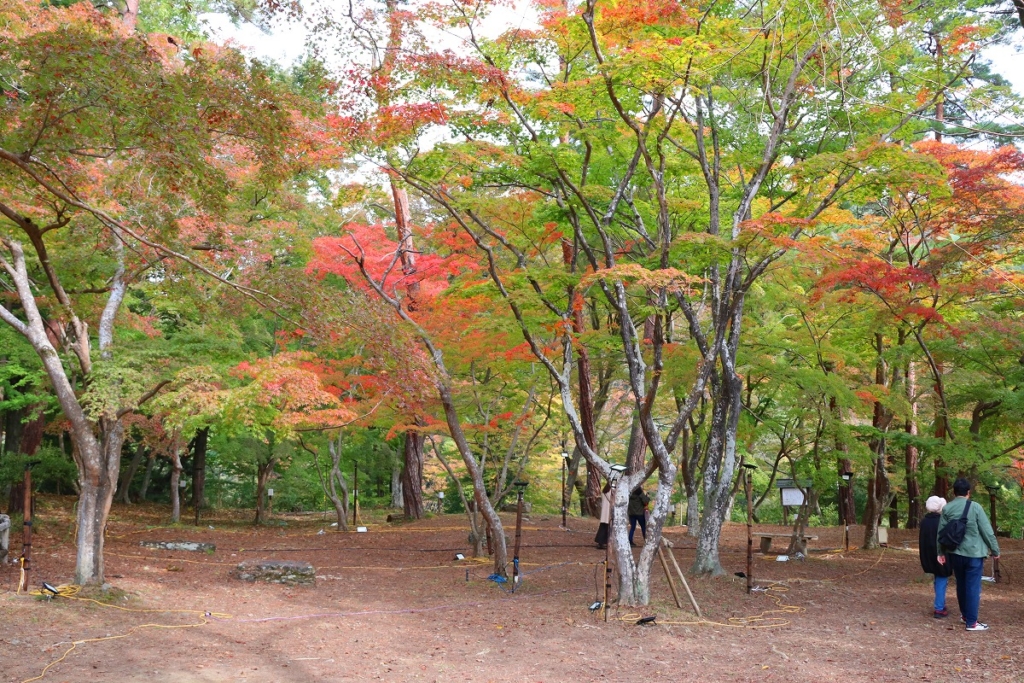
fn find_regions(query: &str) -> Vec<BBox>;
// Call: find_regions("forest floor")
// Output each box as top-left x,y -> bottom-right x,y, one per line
1,497 -> 1022,682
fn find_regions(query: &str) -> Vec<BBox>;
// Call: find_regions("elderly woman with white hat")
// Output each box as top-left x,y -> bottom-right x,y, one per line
919,495 -> 953,618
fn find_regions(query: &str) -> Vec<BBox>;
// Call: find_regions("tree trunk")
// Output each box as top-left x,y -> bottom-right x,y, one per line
828,390 -> 856,527
625,412 -> 647,473
74,419 -> 124,585
118,442 -> 146,504
562,242 -> 602,518
169,448 -> 183,524
932,361 -> 950,499
862,334 -> 892,549
19,407 -> 46,455
607,463 -> 676,606
324,434 -> 350,531
680,425 -> 701,535
437,383 -> 507,575
254,457 -> 276,525
2,221 -> 128,586
693,370 -> 742,576
390,461 -> 403,509
139,454 -> 155,501
2,406 -> 26,456
190,427 -> 209,511
401,431 -> 425,519
905,365 -> 920,528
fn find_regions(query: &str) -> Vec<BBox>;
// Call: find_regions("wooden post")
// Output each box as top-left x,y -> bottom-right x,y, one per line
512,485 -> 525,590
745,467 -> 753,595
20,467 -> 32,592
560,456 -> 567,528
657,545 -> 683,608
661,538 -> 701,618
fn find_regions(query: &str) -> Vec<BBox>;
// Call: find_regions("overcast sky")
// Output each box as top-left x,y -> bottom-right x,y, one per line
202,12 -> 1024,116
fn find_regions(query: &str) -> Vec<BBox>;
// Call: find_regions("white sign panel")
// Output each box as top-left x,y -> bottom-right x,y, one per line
781,487 -> 805,507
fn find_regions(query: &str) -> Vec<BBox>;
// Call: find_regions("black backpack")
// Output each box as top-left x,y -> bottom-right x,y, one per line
938,500 -> 971,551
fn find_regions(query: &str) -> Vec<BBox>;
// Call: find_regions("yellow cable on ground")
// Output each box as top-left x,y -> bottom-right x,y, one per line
26,583 -> 233,618
614,584 -> 804,630
20,584 -> 233,683
837,547 -> 887,580
21,617 -> 212,683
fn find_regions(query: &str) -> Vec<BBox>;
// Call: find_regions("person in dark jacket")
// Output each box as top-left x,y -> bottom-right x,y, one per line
627,486 -> 650,546
919,496 -> 952,618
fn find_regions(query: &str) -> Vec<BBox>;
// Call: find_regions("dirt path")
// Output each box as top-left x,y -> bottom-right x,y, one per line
1,500 -> 1021,682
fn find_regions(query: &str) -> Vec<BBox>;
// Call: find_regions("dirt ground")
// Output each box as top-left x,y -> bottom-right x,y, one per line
1,498 -> 1022,683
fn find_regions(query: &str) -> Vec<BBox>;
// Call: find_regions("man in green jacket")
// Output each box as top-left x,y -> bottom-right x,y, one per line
937,478 -> 1000,631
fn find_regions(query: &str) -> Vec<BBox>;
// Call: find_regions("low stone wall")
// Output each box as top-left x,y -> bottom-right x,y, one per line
232,559 -> 315,585
139,540 -> 216,552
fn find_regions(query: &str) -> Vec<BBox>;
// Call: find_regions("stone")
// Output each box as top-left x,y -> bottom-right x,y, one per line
500,501 -> 532,513
232,560 -> 315,585
140,540 -> 216,552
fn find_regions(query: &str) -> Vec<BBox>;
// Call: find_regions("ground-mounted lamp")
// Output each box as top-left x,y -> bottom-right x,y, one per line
840,471 -> 853,552
741,462 -> 757,594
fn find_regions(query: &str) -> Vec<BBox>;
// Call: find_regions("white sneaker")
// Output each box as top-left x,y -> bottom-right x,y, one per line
966,622 -> 989,631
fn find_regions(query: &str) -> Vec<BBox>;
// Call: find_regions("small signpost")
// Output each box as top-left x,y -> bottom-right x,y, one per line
775,478 -> 813,526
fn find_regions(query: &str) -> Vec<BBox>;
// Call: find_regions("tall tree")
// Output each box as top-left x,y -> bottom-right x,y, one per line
0,0 -> 293,583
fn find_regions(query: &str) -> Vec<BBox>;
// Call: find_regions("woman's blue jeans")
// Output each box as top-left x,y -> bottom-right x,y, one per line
933,574 -> 948,612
